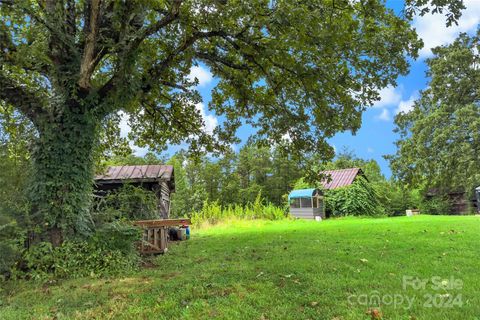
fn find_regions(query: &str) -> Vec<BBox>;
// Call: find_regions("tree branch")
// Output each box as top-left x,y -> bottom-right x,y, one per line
0,71 -> 46,121
97,29 -> 227,111
82,0 -> 183,101
125,0 -> 182,53
195,50 -> 250,71
148,30 -> 229,80
79,0 -> 101,89
158,80 -> 190,92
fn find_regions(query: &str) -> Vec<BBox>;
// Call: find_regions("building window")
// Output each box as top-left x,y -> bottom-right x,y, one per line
290,198 -> 300,208
300,197 -> 311,208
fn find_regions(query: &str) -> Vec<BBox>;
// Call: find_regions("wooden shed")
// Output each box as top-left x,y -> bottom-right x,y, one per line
426,187 -> 476,215
288,188 -> 325,220
94,165 -> 175,218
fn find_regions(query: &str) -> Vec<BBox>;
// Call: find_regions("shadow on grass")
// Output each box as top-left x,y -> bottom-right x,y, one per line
2,216 -> 479,319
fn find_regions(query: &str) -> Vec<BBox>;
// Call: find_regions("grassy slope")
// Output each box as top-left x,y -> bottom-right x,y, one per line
1,216 -> 479,320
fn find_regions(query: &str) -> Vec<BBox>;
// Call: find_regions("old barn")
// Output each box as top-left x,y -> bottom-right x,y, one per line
320,167 -> 370,217
319,167 -> 366,190
94,165 -> 175,218
94,165 -> 192,254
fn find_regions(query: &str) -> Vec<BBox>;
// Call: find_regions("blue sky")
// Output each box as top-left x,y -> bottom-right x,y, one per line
122,0 -> 480,178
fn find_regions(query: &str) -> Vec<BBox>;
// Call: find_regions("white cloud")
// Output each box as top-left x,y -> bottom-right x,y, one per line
367,147 -> 374,153
413,0 -> 480,58
332,143 -> 337,153
281,132 -> 292,143
372,85 -> 418,117
119,102 -> 218,157
188,65 -> 213,87
118,111 -> 149,156
373,85 -> 402,108
377,108 -> 391,121
118,111 -> 130,138
396,94 -> 417,115
195,102 -> 218,134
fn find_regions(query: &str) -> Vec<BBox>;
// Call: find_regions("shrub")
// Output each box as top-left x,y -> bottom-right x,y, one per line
91,221 -> 142,253
0,184 -> 151,280
20,222 -> 141,280
91,184 -> 158,225
383,184 -> 422,216
419,197 -> 452,215
0,241 -> 20,277
325,177 -> 383,216
0,218 -> 24,278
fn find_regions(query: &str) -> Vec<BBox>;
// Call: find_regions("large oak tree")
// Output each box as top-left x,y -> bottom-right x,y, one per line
389,30 -> 480,194
0,0 -> 464,244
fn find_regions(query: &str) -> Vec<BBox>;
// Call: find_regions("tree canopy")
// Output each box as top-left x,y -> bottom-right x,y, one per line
388,30 -> 480,193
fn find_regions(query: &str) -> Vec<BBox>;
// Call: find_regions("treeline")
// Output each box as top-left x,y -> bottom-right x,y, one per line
105,144 -> 421,218
167,145 -> 305,215
171,145 -> 420,217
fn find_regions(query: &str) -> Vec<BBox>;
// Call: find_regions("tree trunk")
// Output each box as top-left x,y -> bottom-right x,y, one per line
28,109 -> 98,246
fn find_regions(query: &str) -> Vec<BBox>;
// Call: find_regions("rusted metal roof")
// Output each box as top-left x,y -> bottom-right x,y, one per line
320,168 -> 363,189
95,165 -> 174,184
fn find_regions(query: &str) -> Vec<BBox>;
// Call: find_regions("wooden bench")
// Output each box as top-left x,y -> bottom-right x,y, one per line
133,218 -> 191,254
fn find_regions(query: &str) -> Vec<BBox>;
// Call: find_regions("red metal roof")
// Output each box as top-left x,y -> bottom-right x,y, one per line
319,168 -> 363,189
95,165 -> 174,183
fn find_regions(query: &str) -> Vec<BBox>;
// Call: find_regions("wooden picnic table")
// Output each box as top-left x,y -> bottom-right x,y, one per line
133,218 -> 191,254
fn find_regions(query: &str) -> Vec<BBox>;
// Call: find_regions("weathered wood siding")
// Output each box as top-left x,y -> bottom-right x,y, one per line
155,180 -> 172,219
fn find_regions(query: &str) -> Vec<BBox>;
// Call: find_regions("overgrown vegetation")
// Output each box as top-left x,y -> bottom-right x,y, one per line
21,222 -> 141,280
91,184 -> 159,224
325,177 -> 383,217
0,184 -> 151,280
419,196 -> 454,215
190,194 -> 287,227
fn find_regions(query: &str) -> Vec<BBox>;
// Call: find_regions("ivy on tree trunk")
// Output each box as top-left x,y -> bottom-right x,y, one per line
29,107 -> 98,245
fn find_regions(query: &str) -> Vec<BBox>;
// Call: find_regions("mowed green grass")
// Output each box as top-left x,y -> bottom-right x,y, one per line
1,216 -> 479,320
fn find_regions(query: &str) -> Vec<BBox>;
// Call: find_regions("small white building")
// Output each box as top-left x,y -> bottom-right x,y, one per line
288,188 -> 325,220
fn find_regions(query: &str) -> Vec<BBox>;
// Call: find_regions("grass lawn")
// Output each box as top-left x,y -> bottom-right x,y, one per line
1,215 -> 479,320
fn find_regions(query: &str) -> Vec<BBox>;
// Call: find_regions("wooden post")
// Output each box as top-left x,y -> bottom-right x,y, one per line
147,228 -> 153,252
160,227 -> 167,252
154,228 -> 159,249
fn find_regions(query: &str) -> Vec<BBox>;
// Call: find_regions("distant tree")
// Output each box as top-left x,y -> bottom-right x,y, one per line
292,177 -> 312,190
0,103 -> 33,224
167,154 -> 190,217
216,151 -> 241,206
105,152 -> 166,166
388,31 -> 480,194
0,0 -> 463,244
174,151 -> 209,213
266,148 -> 305,205
236,144 -> 267,204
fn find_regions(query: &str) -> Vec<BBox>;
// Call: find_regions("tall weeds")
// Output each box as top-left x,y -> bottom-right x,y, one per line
190,193 -> 287,227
